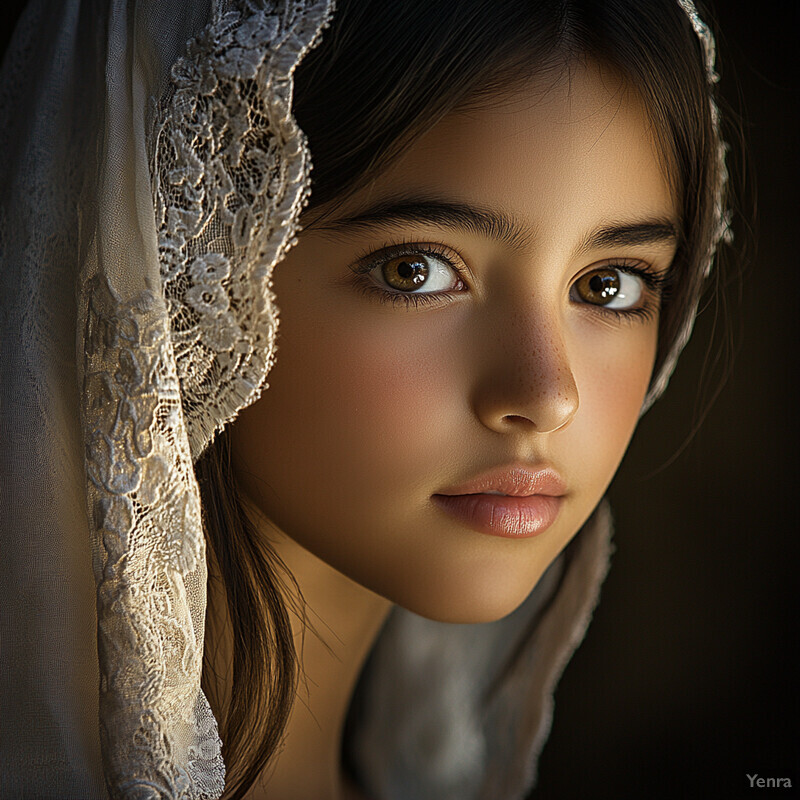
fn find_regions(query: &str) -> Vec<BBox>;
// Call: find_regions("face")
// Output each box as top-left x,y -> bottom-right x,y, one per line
231,61 -> 679,623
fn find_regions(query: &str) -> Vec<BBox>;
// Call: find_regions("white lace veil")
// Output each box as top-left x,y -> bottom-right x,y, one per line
0,0 -> 723,797
1,0 -> 331,796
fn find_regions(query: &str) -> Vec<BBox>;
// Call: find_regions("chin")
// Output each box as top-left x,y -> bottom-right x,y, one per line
377,555 -> 554,625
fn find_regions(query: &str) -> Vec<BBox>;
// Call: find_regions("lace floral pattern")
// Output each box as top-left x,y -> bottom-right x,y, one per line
154,0 -> 333,459
83,273 -> 221,799
80,1 -> 332,796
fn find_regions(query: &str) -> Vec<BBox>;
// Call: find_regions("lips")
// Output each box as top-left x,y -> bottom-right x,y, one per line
431,464 -> 566,538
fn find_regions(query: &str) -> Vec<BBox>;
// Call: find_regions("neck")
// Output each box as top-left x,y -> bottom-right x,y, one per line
208,496 -> 391,800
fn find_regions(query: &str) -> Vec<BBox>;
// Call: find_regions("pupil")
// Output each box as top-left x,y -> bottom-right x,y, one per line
397,261 -> 414,279
589,275 -> 604,293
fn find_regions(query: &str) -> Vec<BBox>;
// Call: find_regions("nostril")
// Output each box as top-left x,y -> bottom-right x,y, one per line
502,413 -> 535,426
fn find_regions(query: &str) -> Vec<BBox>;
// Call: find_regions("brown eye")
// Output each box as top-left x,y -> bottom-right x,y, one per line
381,256 -> 430,291
368,250 -> 463,295
572,267 -> 644,310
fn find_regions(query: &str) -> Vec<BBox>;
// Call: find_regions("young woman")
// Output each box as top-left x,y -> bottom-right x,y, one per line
0,0 -> 730,798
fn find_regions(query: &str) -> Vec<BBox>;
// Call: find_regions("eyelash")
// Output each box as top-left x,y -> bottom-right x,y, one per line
582,265 -> 672,325
348,240 -> 671,321
350,241 -> 467,309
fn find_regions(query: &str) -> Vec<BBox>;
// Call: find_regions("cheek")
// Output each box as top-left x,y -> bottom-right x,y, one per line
239,294 -> 462,504
569,321 -> 658,494
321,320 -> 466,493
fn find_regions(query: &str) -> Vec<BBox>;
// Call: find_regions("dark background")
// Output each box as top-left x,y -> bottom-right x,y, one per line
534,3 -> 800,798
2,2 -> 797,798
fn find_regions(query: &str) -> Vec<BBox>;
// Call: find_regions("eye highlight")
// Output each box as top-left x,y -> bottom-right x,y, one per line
376,252 -> 460,294
349,242 -> 467,307
574,268 -> 641,308
571,264 -> 668,320
382,255 -> 431,291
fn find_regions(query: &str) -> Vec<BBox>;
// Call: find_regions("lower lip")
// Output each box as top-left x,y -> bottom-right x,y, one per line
431,493 -> 563,538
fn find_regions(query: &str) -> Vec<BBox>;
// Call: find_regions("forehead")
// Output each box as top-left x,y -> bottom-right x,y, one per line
339,60 -> 678,251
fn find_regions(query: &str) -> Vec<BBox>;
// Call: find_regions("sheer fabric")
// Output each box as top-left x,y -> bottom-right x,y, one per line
1,1 -> 331,796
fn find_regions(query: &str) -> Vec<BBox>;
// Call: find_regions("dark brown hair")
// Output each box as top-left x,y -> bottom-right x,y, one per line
196,1 -> 726,796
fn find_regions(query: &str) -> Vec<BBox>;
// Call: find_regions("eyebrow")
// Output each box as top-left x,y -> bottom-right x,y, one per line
576,221 -> 680,255
316,197 -> 532,252
316,196 -> 679,255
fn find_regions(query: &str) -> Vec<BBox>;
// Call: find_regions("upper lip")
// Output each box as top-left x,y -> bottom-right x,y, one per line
434,463 -> 566,498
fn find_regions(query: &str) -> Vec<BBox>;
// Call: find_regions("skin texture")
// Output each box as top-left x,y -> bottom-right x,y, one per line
228,61 -> 680,799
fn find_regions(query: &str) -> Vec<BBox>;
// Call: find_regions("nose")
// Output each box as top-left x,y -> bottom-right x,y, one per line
471,307 -> 579,435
